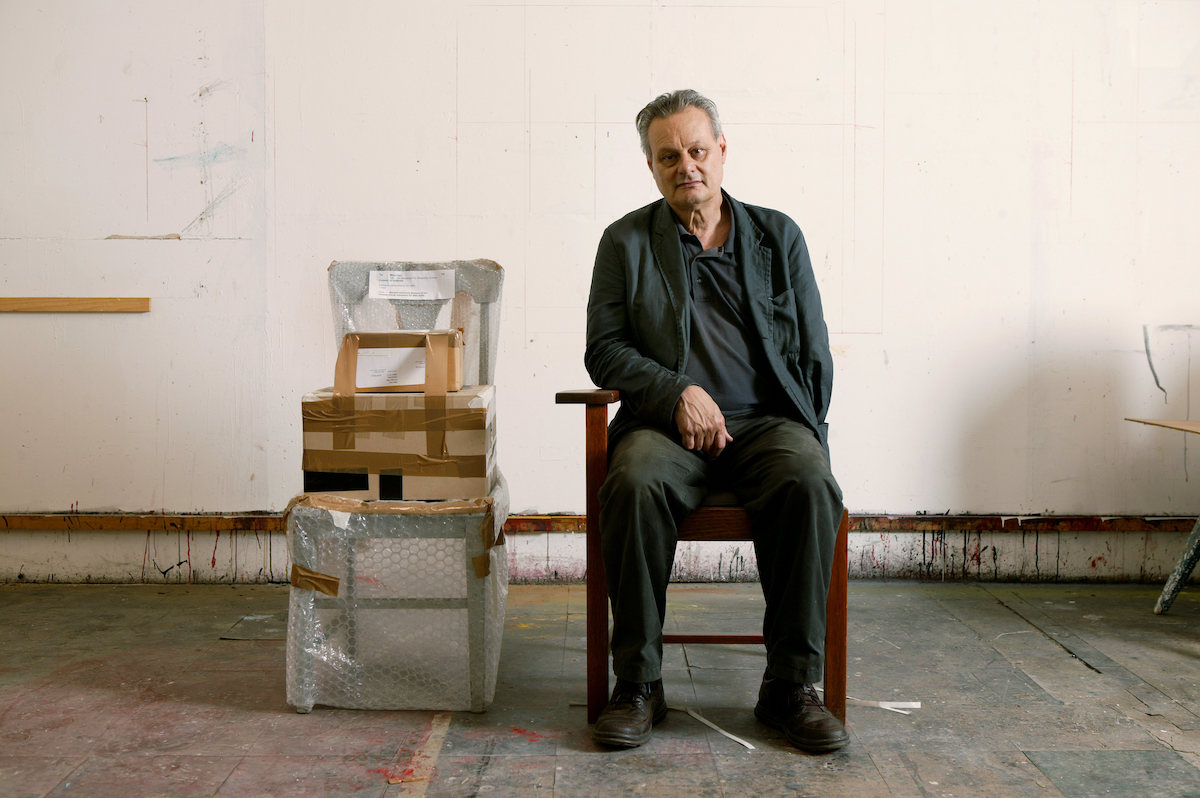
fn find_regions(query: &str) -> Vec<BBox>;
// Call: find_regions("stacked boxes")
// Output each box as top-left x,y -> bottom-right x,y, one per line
287,260 -> 507,713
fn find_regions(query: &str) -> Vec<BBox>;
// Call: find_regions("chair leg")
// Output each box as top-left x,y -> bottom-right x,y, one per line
824,510 -> 850,724
586,537 -> 608,724
584,403 -> 610,724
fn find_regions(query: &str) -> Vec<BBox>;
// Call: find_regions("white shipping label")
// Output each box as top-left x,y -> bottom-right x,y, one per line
355,346 -> 426,388
368,269 -> 455,300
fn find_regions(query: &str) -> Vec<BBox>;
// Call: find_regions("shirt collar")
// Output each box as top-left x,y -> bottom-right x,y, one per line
671,196 -> 734,253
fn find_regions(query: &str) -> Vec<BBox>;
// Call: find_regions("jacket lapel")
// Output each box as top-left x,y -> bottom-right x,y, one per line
731,195 -> 774,341
650,200 -> 690,367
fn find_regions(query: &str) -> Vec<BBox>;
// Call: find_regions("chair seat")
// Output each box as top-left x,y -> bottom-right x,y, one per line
701,490 -> 740,507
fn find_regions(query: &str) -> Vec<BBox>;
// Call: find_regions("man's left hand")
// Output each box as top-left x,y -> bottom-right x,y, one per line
674,385 -> 733,458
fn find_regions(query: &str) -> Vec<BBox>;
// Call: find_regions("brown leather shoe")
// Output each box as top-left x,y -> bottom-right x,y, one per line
754,675 -> 849,753
592,678 -> 667,748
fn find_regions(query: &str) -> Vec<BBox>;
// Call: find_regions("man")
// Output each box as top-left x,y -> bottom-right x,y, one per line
584,89 -> 847,754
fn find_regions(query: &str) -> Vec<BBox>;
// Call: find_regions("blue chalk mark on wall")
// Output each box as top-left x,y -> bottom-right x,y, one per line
154,141 -> 244,169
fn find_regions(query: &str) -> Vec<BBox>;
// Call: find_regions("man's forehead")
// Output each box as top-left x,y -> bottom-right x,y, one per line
648,112 -> 717,151
650,135 -> 710,153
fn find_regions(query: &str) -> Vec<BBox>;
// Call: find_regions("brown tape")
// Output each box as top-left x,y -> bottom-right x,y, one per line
290,563 -> 340,597
424,332 -> 449,459
301,449 -> 489,477
331,333 -> 361,448
332,335 -> 359,397
302,404 -> 487,433
479,511 -> 496,549
470,509 -> 503,578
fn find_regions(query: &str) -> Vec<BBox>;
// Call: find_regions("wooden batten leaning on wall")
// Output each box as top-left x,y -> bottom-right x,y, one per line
0,297 -> 151,313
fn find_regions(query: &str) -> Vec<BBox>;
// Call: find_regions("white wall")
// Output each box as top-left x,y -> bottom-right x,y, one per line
1,0 -> 1198,517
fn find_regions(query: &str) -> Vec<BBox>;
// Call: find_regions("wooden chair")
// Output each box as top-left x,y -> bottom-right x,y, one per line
557,388 -> 849,725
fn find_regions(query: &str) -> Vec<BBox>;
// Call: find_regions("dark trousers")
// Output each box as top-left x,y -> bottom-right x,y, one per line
599,415 -> 843,685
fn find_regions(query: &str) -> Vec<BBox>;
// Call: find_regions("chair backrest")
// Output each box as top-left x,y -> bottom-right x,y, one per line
328,260 -> 504,386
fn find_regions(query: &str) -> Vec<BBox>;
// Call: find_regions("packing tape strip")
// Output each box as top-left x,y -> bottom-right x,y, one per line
424,331 -> 448,459
471,508 -> 501,578
302,405 -> 487,433
289,563 -> 340,597
301,450 -> 488,477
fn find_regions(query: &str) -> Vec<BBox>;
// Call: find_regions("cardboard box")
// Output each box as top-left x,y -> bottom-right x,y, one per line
335,330 -> 464,394
302,383 -> 496,501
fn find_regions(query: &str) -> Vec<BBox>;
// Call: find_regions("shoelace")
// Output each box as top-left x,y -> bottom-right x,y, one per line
611,682 -> 650,707
800,684 -> 824,706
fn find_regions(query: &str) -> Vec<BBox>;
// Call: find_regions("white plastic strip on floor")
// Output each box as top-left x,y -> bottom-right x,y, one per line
846,696 -> 922,715
671,705 -> 756,750
813,684 -> 922,715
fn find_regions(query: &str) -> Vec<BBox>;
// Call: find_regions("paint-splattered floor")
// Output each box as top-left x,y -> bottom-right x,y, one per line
1,581 -> 1198,797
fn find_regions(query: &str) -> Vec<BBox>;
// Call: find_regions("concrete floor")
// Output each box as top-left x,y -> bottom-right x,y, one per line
1,581 -> 1199,797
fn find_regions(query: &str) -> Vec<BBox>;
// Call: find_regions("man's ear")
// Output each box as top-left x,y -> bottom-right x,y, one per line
646,158 -> 654,172
719,134 -> 727,162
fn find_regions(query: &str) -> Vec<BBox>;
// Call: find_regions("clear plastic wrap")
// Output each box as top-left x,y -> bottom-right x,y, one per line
328,260 -> 503,386
285,476 -> 509,713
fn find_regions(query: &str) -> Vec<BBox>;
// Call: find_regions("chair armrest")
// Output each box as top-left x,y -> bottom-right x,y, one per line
556,389 -> 620,405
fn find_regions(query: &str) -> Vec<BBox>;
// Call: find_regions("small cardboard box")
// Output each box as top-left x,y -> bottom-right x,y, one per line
335,330 -> 464,394
302,383 -> 496,501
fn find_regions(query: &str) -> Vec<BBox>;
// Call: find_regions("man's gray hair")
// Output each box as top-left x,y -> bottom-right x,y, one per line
635,89 -> 723,159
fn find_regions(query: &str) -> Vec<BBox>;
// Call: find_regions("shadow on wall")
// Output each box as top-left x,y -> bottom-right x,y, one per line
1142,324 -> 1198,420
1132,324 -> 1200,504
957,324 -> 1198,517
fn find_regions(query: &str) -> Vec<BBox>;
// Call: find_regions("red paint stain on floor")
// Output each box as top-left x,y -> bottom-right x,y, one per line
511,727 -> 547,742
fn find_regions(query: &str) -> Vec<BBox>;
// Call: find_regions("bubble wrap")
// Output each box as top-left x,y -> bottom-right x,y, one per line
285,476 -> 509,713
328,260 -> 503,385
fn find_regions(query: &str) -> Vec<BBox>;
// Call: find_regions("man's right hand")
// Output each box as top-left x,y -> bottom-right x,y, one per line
674,385 -> 733,458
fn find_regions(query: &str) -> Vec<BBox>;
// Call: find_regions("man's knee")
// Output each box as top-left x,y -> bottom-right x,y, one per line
601,429 -> 702,508
785,464 -> 841,504
603,454 -> 666,500
751,455 -> 842,518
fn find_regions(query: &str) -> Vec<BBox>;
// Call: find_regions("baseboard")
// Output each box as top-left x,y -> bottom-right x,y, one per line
1,513 -> 1195,584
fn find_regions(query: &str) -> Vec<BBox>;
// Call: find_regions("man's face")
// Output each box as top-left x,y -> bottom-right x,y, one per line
646,106 -> 726,213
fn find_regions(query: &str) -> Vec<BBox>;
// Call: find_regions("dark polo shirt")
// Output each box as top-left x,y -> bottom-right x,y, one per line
675,205 -> 785,419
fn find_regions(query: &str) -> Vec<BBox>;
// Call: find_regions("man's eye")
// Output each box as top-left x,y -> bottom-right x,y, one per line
691,149 -> 706,159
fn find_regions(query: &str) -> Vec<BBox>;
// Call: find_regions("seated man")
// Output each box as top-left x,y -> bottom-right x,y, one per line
584,89 -> 847,754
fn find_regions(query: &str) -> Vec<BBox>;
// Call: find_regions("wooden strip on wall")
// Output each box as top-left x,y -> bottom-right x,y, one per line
0,297 -> 151,313
0,514 -> 285,532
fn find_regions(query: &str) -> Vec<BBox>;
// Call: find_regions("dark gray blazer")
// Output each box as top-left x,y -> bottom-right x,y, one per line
584,191 -> 834,454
